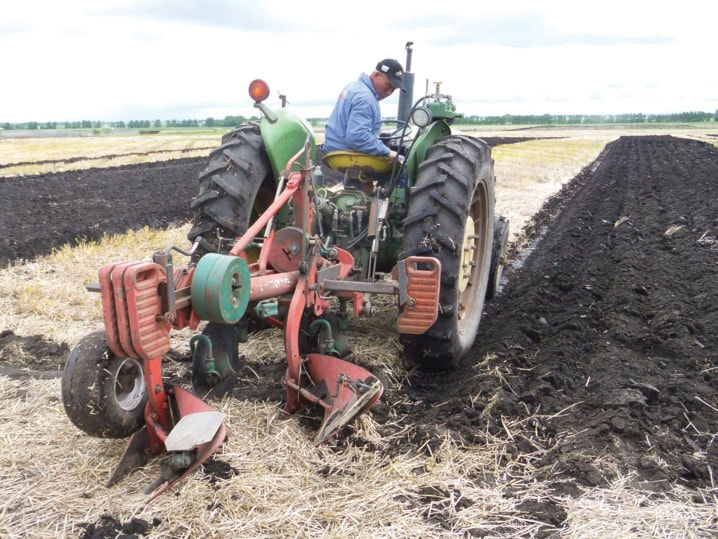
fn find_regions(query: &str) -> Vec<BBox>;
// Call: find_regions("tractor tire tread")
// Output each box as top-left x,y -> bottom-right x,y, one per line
399,135 -> 495,370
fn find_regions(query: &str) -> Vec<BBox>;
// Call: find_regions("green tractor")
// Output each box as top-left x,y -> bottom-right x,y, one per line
187,42 -> 508,372
61,42 -> 508,500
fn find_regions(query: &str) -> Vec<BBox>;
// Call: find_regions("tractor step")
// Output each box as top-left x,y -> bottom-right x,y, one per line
394,257 -> 441,335
318,255 -> 441,335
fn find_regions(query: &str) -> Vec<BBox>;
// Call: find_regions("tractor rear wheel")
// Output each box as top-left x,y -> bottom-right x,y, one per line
187,122 -> 274,258
61,331 -> 148,438
186,123 -> 275,390
400,135 -> 495,370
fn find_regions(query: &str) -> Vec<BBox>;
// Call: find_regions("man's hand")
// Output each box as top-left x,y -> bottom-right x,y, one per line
389,150 -> 405,164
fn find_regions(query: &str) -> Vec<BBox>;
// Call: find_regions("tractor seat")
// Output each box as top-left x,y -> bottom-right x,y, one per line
322,151 -> 393,176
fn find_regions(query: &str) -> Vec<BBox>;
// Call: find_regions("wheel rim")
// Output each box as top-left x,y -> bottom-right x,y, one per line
457,182 -> 491,327
114,358 -> 146,411
458,216 -> 476,293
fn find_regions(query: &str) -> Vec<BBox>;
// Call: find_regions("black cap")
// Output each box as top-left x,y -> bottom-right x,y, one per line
376,59 -> 405,90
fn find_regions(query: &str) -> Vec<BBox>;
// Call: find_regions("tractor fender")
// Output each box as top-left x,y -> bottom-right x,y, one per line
260,108 -> 316,179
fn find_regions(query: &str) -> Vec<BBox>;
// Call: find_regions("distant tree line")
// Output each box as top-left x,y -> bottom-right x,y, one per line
2,111 -> 716,131
458,111 -> 718,126
0,115 -> 254,131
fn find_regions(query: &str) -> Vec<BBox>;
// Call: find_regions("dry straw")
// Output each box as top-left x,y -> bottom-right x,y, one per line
2,128 -> 717,537
3,372 -> 714,537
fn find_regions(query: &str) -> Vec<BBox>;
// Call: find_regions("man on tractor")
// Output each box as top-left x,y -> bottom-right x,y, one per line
321,58 -> 406,189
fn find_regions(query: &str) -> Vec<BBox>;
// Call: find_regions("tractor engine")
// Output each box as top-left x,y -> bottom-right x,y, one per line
315,188 -> 371,249
314,187 -> 400,276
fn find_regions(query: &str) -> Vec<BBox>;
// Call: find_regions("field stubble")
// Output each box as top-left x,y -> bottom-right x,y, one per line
1,126 -> 717,538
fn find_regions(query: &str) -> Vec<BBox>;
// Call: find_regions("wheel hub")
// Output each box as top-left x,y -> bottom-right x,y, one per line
114,357 -> 146,411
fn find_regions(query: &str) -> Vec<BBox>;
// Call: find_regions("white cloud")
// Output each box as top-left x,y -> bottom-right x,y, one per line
1,0 -> 716,122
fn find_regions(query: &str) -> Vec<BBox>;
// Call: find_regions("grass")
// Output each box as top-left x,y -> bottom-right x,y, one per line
0,375 -> 565,538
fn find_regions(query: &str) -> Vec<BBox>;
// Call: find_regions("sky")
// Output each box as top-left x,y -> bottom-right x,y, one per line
1,0 -> 716,123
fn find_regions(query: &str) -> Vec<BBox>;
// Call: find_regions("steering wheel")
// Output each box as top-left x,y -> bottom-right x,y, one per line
379,120 -> 412,143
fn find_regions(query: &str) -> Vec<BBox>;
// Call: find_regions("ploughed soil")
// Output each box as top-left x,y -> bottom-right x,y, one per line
2,135 -> 717,530
0,157 -> 207,265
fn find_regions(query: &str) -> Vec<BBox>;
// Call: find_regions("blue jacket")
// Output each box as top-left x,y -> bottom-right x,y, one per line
322,73 -> 391,157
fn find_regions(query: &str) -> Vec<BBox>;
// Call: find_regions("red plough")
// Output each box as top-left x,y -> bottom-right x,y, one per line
63,142 -> 440,501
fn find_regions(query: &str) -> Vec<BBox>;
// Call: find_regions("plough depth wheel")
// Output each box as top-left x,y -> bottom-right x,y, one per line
61,330 -> 148,438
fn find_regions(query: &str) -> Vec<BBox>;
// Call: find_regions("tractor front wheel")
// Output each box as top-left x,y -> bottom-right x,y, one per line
400,135 -> 495,370
61,331 -> 148,438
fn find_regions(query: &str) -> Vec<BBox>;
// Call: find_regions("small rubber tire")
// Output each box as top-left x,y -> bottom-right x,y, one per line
61,330 -> 147,438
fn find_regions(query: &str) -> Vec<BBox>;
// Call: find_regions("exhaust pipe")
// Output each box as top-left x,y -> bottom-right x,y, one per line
397,41 -> 415,125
